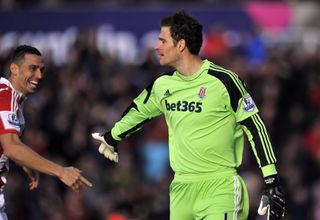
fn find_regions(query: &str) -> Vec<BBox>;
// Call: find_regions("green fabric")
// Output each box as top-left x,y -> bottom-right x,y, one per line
261,164 -> 278,177
169,174 -> 249,220
111,59 -> 259,174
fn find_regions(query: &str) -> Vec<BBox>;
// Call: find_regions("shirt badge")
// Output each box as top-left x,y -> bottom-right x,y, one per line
198,87 -> 206,99
242,96 -> 255,112
7,113 -> 20,126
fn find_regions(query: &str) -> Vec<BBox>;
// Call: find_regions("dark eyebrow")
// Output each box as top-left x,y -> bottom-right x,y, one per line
29,64 -> 39,68
29,64 -> 45,72
159,37 -> 166,42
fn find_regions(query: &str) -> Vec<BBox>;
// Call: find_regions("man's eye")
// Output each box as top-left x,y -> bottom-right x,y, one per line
30,66 -> 37,71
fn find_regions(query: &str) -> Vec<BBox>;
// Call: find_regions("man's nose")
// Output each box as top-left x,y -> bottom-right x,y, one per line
154,41 -> 161,50
36,69 -> 43,79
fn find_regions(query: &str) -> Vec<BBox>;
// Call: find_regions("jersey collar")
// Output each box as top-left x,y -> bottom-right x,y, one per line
175,59 -> 210,81
0,77 -> 26,104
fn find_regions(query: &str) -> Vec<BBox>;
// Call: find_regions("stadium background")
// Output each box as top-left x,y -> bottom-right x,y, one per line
0,0 -> 320,219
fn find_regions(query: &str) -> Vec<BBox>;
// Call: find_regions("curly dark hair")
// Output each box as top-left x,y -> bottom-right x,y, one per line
160,10 -> 203,55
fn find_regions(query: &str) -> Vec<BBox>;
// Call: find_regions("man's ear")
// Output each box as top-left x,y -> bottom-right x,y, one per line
10,63 -> 18,76
178,39 -> 186,52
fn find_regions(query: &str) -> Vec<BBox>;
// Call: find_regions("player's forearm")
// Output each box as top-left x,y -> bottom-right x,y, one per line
4,142 -> 63,178
112,91 -> 161,140
111,115 -> 150,141
240,114 -> 277,170
111,105 -> 155,141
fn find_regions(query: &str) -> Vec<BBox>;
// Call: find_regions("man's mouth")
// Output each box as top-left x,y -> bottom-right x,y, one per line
29,80 -> 38,88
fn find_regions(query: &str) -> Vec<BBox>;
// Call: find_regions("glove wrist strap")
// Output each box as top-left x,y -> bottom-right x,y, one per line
103,131 -> 119,146
264,174 -> 280,189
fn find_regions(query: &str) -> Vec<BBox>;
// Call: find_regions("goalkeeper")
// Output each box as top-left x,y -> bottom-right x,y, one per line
92,11 -> 286,220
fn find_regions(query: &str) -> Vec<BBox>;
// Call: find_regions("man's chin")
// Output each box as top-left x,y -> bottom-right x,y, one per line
159,60 -> 168,66
27,88 -> 37,94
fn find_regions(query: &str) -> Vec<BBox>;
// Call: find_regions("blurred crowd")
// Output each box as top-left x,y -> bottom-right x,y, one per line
0,0 -> 242,9
0,21 -> 320,220
0,0 -> 313,9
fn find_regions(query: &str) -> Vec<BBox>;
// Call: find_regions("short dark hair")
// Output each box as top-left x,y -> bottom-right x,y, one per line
10,45 -> 42,65
160,10 -> 203,55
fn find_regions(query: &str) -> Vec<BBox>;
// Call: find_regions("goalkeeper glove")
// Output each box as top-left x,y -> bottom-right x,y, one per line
91,132 -> 119,162
258,174 -> 287,220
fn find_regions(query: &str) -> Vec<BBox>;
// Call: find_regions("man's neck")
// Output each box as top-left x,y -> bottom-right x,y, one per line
8,76 -> 25,96
175,55 -> 203,76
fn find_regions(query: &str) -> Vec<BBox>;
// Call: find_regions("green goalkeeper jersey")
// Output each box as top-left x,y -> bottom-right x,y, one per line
109,59 -> 277,177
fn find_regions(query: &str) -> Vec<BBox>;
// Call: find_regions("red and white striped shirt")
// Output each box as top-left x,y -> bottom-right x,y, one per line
0,77 -> 25,187
0,77 -> 25,139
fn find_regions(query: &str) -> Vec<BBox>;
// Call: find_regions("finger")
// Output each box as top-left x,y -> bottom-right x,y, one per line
29,182 -> 35,190
30,184 -> 37,190
106,152 -> 117,162
258,204 -> 269,216
114,153 -> 119,163
78,179 -> 91,190
99,144 -> 106,154
74,167 -> 82,173
103,150 -> 112,159
91,132 -> 99,139
258,195 -> 269,215
29,181 -> 39,190
71,182 -> 80,192
79,175 -> 93,187
74,178 -> 91,191
282,206 -> 287,217
257,202 -> 265,215
92,133 -> 103,141
72,167 -> 82,173
111,153 -> 118,162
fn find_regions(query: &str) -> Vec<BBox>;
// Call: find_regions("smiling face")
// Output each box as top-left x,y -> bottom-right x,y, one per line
10,53 -> 45,96
154,26 -> 181,67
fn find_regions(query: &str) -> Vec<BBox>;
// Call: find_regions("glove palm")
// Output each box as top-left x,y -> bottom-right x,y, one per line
258,175 -> 287,220
91,133 -> 119,162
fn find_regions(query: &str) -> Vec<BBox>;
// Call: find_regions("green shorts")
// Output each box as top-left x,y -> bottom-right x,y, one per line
169,171 -> 249,220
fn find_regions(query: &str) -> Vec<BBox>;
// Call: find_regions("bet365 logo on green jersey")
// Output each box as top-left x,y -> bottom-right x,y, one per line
165,100 -> 202,113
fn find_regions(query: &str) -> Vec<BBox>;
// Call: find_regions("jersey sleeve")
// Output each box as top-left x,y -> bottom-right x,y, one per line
111,81 -> 162,141
240,114 -> 278,177
0,89 -> 20,135
228,74 -> 277,177
208,68 -> 277,177
230,75 -> 277,177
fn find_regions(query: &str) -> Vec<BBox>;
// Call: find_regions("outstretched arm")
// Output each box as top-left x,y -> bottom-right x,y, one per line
92,81 -> 162,162
0,133 -> 92,192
